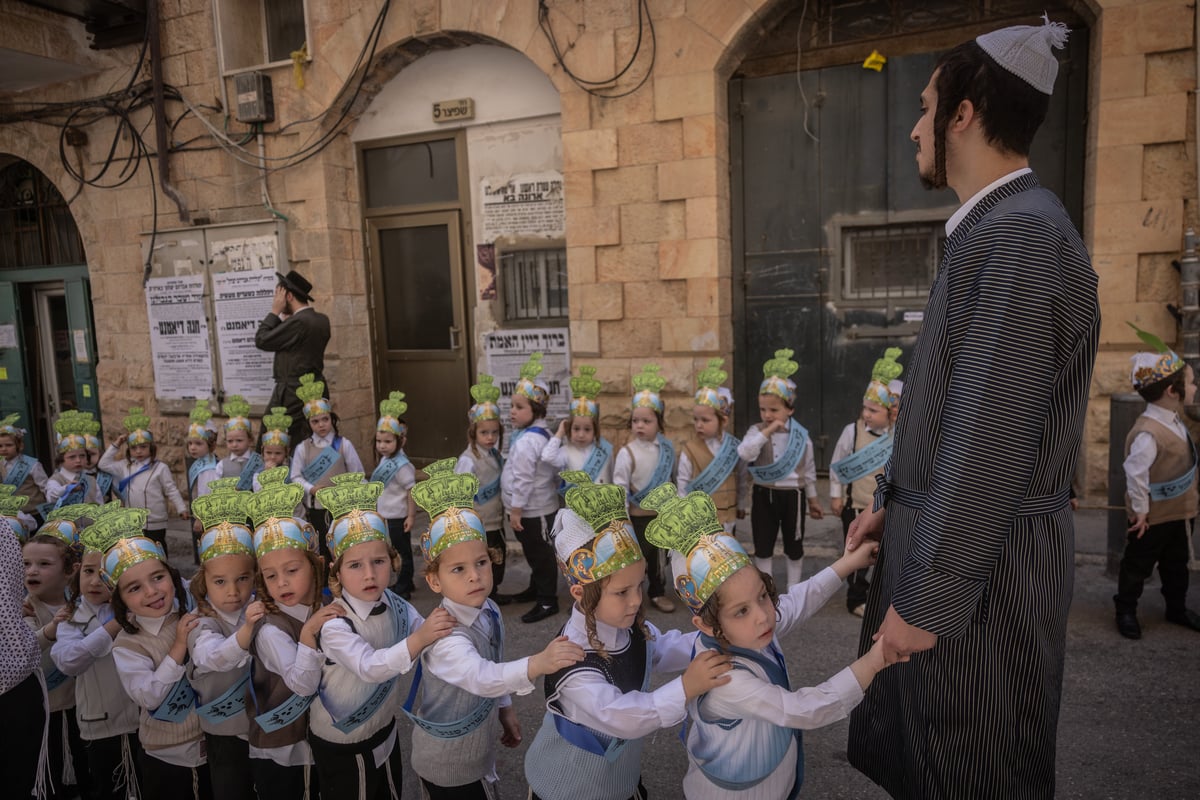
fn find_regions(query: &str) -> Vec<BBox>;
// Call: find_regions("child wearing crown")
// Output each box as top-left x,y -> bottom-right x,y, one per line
542,365 -> 614,485
185,400 -> 220,563
75,412 -> 116,503
254,408 -> 295,487
737,350 -> 822,588
830,348 -> 903,617
457,375 -> 508,604
644,484 -> 887,799
100,407 -> 189,557
500,352 -> 562,623
216,396 -> 265,490
0,413 -> 47,523
187,481 -> 264,800
372,391 -> 419,599
524,474 -> 731,800
612,364 -> 678,613
407,460 -> 583,799
678,359 -> 746,534
97,507 -> 212,800
46,412 -> 105,522
290,374 -> 364,557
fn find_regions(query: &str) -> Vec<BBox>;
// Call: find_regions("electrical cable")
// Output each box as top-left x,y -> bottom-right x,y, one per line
537,0 -> 656,99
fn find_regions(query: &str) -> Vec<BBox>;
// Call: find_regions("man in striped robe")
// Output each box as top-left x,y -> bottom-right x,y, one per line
845,19 -> 1100,799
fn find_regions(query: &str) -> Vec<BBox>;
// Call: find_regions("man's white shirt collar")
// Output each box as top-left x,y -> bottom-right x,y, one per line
945,167 -> 1032,236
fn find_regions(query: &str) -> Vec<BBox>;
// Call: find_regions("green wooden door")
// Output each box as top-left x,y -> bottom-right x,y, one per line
0,280 -> 35,456
64,277 -> 99,418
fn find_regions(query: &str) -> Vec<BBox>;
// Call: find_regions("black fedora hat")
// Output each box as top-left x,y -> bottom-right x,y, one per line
276,270 -> 314,303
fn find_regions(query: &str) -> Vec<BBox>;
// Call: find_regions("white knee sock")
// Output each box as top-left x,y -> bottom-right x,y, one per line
786,557 -> 804,587
754,557 -> 773,577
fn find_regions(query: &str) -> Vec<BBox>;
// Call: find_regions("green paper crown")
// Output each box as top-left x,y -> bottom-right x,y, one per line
411,458 -> 479,520
631,364 -> 666,395
295,373 -> 325,404
379,391 -> 408,420
641,483 -> 724,552
91,501 -> 124,523
223,395 -> 251,419
519,352 -> 545,382
316,473 -> 382,520
871,347 -> 903,384
189,400 -> 213,427
256,465 -> 290,487
54,410 -> 90,439
192,481 -> 250,529
81,413 -> 101,439
246,479 -> 305,527
471,374 -> 502,406
262,407 -> 293,433
45,503 -> 97,525
762,349 -> 799,380
696,358 -> 727,390
561,471 -> 630,532
123,407 -> 151,434
570,366 -> 602,400
0,413 -> 20,430
0,484 -> 28,517
84,507 -> 150,554
1128,322 -> 1171,354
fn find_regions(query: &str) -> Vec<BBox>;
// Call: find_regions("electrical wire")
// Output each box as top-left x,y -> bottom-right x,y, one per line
537,0 -> 656,99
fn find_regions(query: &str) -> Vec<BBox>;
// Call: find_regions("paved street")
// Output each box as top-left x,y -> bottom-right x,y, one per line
168,506 -> 1200,799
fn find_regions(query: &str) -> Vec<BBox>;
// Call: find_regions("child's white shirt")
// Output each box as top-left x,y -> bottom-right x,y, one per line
737,426 -> 818,497
1124,403 -> 1190,516
98,448 -> 188,524
374,453 -> 416,520
542,437 -> 614,484
249,602 -> 323,766
291,434 -> 365,507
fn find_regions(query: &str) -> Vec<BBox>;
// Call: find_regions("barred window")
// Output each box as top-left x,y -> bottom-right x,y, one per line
841,223 -> 944,300
501,248 -> 568,322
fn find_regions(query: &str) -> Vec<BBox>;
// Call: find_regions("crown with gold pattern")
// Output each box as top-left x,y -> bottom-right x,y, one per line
0,484 -> 28,530
569,366 -> 602,418
35,503 -> 97,547
85,507 -> 157,588
248,468 -> 313,557
80,412 -> 103,452
551,471 -> 642,586
694,358 -> 733,416
123,407 -> 153,446
1129,323 -> 1186,390
54,410 -> 90,454
377,391 -> 408,436
631,364 -> 666,413
0,413 -> 24,439
194,479 -> 254,562
412,458 -> 486,561
759,349 -> 799,403
642,483 -> 752,613
261,407 -> 293,449
316,473 -> 389,560
187,400 -> 217,442
513,352 -> 549,406
296,373 -> 331,419
864,348 -> 904,409
223,395 -> 253,435
468,374 -> 502,423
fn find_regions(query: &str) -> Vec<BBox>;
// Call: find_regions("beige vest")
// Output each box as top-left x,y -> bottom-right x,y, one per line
27,596 -> 74,712
682,439 -> 737,523
247,613 -> 310,749
1124,415 -> 1199,525
850,421 -> 887,511
2,458 -> 45,512
115,613 -> 203,751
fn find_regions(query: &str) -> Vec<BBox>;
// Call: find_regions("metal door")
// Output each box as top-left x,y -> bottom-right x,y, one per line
31,285 -> 74,449
368,211 -> 470,460
0,280 -> 34,454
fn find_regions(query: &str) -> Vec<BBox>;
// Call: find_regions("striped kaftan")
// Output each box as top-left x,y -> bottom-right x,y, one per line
847,172 -> 1100,799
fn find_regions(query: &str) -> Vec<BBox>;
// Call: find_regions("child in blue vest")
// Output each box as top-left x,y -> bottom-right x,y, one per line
612,364 -> 677,612
217,396 -> 265,490
372,392 -> 418,598
737,350 -> 822,588
677,359 -> 745,534
408,460 -> 583,799
542,365 -> 613,484
457,375 -> 507,604
309,473 -> 454,800
185,400 -> 220,563
46,413 -> 104,526
645,484 -> 887,799
0,413 -> 47,523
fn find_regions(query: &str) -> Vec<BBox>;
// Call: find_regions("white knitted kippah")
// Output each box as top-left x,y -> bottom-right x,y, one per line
550,507 -> 595,565
976,14 -> 1069,95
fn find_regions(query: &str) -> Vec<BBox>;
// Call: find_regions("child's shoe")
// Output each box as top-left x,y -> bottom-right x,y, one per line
1115,611 -> 1141,640
1165,608 -> 1200,632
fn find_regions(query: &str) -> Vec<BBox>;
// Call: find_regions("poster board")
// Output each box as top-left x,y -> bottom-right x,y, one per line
483,327 -> 570,453
144,275 -> 213,400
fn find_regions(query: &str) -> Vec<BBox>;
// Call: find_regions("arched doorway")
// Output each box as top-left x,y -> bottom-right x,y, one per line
0,156 -> 99,462
728,2 -> 1090,468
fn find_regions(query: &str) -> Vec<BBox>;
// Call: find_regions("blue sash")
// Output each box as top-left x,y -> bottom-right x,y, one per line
475,450 -> 503,505
552,631 -> 652,761
322,590 -> 411,734
45,666 -> 69,691
558,439 -> 613,496
370,453 -> 410,487
95,470 -> 114,499
630,435 -> 675,506
41,475 -> 90,517
688,434 -> 741,496
301,438 -> 342,486
188,455 -> 217,493
403,605 -> 502,739
830,431 -> 892,486
117,462 -> 155,502
195,669 -> 251,724
509,425 -> 551,453
149,673 -> 197,723
3,454 -> 36,489
254,688 -> 315,733
236,454 -> 265,492
748,422 -> 808,485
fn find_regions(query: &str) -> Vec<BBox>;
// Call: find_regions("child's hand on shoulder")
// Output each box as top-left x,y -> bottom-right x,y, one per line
498,705 -> 522,748
175,612 -> 199,644
527,635 -> 585,680
412,607 -> 456,653
681,649 -> 733,700
302,604 -> 346,638
244,601 -> 267,626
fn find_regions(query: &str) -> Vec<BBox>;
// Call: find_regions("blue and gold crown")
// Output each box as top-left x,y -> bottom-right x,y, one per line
412,458 -> 486,561
261,407 -> 293,448
316,473 -> 388,560
759,349 -> 798,403
642,483 -> 751,613
80,412 -> 102,451
223,395 -> 253,435
377,391 -> 408,437
35,503 -> 97,547
296,373 -> 331,419
1129,323 -> 1186,390
694,358 -> 732,416
469,375 -> 503,424
187,400 -> 217,442
83,507 -> 158,589
631,364 -> 666,413
194,479 -> 254,562
513,352 -> 549,406
552,472 -> 642,585
247,467 -> 314,557
54,410 -> 90,454
569,366 -> 602,418
0,413 -> 25,439
863,348 -> 903,409
123,407 -> 153,446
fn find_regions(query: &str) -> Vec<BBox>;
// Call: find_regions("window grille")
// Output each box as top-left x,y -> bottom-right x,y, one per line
841,223 -> 944,300
502,249 -> 568,322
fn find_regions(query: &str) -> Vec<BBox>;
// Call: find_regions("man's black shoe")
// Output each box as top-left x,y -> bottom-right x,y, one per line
521,603 -> 559,624
1165,608 -> 1200,631
501,587 -> 537,604
1116,612 -> 1141,640
490,592 -> 512,607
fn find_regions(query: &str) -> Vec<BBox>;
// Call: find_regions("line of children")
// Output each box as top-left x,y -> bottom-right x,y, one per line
371,391 -> 418,599
218,396 -> 266,490
185,400 -> 221,561
457,375 -> 508,605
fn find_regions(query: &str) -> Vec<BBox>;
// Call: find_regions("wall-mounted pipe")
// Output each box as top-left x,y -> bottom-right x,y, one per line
148,0 -> 190,223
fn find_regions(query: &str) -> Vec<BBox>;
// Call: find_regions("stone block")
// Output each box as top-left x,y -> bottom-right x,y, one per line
411,0 -> 440,35
622,279 -> 688,319
658,158 -> 719,200
1097,302 -> 1177,345
563,129 -> 619,171
649,17 -> 726,77
594,165 -> 659,206
1092,145 -> 1144,204
1096,94 -> 1187,146
1137,251 -> 1181,302
566,205 -> 621,247
589,359 -> 632,395
561,29 -> 617,89
492,0 -> 541,51
600,318 -> 661,357
1091,200 -> 1183,254
595,243 -> 659,282
591,88 -> 657,129
1143,142 -> 1193,201
583,0 -> 635,28
1146,50 -> 1195,95
564,170 -> 594,209
560,89 -> 592,133
686,276 -> 730,316
1099,6 -> 1139,58
1092,253 -> 1139,305
619,201 -> 686,244
1097,55 -> 1146,101
618,121 -> 683,166
1137,1 -> 1194,54
655,72 -> 721,121
682,115 -> 719,158
659,238 -> 720,279
567,246 -> 597,284
687,0 -> 755,45
571,319 -> 600,355
661,316 -> 721,353
580,281 -> 624,320
685,195 -> 729,240
440,0 -> 475,30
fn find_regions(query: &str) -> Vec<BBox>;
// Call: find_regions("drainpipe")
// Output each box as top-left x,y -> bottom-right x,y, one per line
148,0 -> 190,223
1182,229 -> 1200,421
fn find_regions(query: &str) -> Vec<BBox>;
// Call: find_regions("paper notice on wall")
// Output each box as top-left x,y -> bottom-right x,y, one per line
212,269 -> 277,402
145,275 -> 212,400
209,235 -> 281,272
483,328 -> 570,452
480,171 -> 565,242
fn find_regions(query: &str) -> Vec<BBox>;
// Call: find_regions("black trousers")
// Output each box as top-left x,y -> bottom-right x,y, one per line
0,673 -> 45,800
138,749 -> 212,800
486,528 -> 507,593
82,732 -> 143,800
387,516 -> 414,596
143,528 -> 168,558
309,722 -> 403,800
47,707 -> 91,800
751,485 -> 805,560
204,733 -> 253,800
840,506 -> 872,609
423,777 -> 489,799
631,515 -> 665,598
514,513 -> 559,605
1115,518 -> 1192,615
307,507 -> 332,563
251,757 -> 312,800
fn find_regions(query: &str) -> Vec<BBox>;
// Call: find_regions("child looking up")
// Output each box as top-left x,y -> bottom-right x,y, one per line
0,413 -> 47,523
677,359 -> 745,532
457,375 -> 507,603
372,391 -> 418,598
542,365 -> 613,485
737,350 -> 822,588
217,396 -> 264,490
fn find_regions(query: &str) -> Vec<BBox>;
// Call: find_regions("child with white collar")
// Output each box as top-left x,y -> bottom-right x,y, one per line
184,401 -> 220,557
187,480 -> 264,800
371,392 -> 418,598
0,413 -> 47,522
457,375 -> 508,604
541,365 -> 614,484
309,473 -> 455,800
677,359 -> 746,533
81,412 -> 116,503
408,459 -> 584,799
216,396 -> 265,490
46,412 -> 104,517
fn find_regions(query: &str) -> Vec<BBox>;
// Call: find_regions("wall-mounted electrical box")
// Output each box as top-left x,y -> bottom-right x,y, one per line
234,71 -> 275,124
